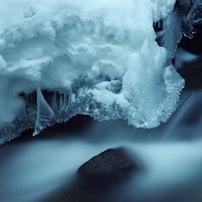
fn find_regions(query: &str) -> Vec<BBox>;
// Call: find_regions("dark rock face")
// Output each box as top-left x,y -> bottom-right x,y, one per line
76,148 -> 142,201
78,148 -> 140,176
44,148 -> 142,202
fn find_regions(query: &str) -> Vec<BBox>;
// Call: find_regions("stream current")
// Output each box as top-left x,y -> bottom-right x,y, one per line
0,88 -> 202,202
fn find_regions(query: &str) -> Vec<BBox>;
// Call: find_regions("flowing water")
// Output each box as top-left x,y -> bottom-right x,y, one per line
0,89 -> 202,202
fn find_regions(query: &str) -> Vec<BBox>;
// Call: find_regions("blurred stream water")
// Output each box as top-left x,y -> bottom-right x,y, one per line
0,89 -> 202,202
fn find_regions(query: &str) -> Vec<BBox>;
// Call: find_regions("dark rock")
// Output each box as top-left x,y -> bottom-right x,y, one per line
76,148 -> 142,201
78,148 -> 140,177
43,148 -> 142,202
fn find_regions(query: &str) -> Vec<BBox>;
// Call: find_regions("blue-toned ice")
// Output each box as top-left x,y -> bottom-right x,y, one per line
0,0 -> 188,143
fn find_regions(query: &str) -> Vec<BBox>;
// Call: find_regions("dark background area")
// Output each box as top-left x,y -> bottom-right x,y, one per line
179,23 -> 202,54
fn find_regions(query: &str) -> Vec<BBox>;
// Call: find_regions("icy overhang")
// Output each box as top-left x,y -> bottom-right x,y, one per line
0,0 -> 201,144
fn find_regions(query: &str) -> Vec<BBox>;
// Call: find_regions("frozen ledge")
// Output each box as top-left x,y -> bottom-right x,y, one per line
0,0 -> 201,144
0,69 -> 184,144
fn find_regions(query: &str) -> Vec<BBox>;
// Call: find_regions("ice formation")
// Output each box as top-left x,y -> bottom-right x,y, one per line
0,0 -> 200,144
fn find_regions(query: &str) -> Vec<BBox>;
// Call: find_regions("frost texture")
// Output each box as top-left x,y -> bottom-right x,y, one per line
0,0 -> 189,143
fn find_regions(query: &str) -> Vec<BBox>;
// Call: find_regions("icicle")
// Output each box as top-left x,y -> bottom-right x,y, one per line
63,94 -> 69,112
59,94 -> 64,113
51,92 -> 59,115
33,88 -> 54,136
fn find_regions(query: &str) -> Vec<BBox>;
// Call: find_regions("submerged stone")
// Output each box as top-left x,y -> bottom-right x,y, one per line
78,148 -> 140,177
43,148 -> 142,202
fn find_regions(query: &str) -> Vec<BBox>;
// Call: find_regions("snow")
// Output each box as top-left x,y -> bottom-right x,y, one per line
0,0 -> 186,143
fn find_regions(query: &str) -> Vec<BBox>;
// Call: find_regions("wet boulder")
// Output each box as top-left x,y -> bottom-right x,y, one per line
44,148 -> 142,202
78,148 -> 140,177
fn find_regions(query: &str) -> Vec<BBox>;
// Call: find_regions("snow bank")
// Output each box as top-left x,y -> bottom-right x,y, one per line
0,0 -> 186,143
